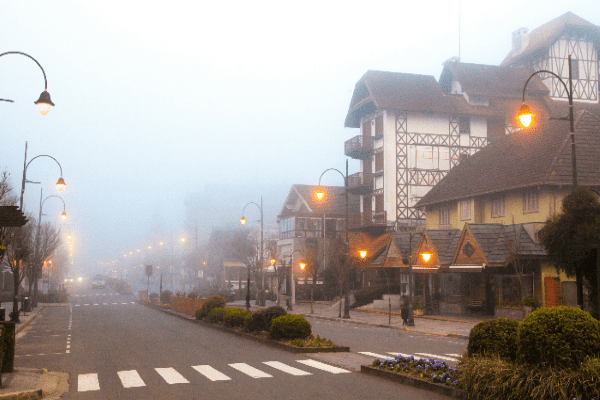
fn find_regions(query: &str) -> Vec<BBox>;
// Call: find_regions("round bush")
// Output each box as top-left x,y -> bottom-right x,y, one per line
195,295 -> 226,320
149,292 -> 159,302
246,306 -> 287,332
224,308 -> 250,328
269,314 -> 311,340
160,290 -> 173,304
467,318 -> 519,360
243,311 -> 253,328
207,307 -> 227,323
517,306 -> 600,368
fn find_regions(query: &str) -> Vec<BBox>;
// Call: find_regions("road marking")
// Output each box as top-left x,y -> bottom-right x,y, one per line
118,370 -> 146,388
112,303 -> 118,305
93,304 -> 99,306
386,352 -> 413,358
103,303 -> 108,305
78,373 -> 100,391
263,361 -> 311,376
296,360 -> 350,374
229,363 -> 272,378
192,365 -> 231,381
74,305 -> 80,307
155,368 -> 189,384
84,304 -> 89,306
121,303 -> 128,305
359,352 -> 392,360
415,352 -> 459,362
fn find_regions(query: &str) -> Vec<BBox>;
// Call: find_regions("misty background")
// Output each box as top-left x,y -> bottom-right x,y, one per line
1,1 -> 598,276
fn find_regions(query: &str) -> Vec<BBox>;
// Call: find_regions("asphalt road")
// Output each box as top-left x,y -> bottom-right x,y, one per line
16,287 -> 454,400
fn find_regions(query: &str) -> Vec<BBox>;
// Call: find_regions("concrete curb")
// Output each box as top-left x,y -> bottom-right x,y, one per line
360,365 -> 472,399
0,388 -> 42,400
15,306 -> 46,335
140,302 -> 350,353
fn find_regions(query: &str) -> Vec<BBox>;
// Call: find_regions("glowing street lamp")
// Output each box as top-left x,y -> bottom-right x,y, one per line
240,198 -> 264,309
421,253 -> 431,263
359,250 -> 367,259
517,104 -> 534,128
19,142 -> 66,212
314,188 -> 325,201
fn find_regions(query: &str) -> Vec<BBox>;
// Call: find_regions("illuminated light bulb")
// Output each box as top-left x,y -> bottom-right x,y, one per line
518,104 -> 534,128
421,253 -> 432,262
314,189 -> 325,201
35,90 -> 55,116
240,217 -> 247,225
56,177 -> 66,192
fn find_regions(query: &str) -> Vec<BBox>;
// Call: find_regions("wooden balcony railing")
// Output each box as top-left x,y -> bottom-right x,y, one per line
348,211 -> 387,230
344,135 -> 372,160
347,172 -> 373,195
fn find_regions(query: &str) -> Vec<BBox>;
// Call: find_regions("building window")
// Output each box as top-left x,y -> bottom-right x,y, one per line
375,152 -> 384,172
439,207 -> 450,229
279,217 -> 295,239
459,115 -> 470,135
570,58 -> 579,80
523,190 -> 539,213
491,196 -> 505,218
295,217 -> 323,238
460,199 -> 471,221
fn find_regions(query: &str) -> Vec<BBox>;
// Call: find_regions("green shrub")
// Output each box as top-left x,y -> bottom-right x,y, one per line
467,318 -> 519,360
352,286 -> 384,307
246,306 -> 287,332
149,292 -> 159,302
243,311 -> 253,328
207,307 -> 227,323
458,355 -> 600,400
160,290 -> 173,304
270,314 -> 311,340
517,306 -> 600,368
195,295 -> 226,320
523,296 -> 535,307
224,308 -> 250,328
39,292 -> 69,303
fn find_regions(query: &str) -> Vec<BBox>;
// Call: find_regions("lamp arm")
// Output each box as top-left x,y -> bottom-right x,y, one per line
41,195 -> 66,213
0,51 -> 48,91
26,155 -> 64,177
318,168 -> 345,185
241,201 -> 261,217
522,69 -> 569,103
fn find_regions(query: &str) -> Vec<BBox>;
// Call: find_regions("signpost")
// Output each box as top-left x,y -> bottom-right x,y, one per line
145,265 -> 152,297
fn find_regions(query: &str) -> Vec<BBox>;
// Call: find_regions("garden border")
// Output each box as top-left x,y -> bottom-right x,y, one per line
140,301 -> 350,354
360,365 -> 475,399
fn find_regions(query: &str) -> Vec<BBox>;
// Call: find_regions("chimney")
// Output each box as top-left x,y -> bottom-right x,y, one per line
511,27 -> 529,55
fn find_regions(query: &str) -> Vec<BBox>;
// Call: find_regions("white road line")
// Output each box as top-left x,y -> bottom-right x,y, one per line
447,353 -> 461,357
118,370 -> 146,388
387,352 -> 413,358
415,352 -> 459,362
84,304 -> 89,306
74,305 -> 80,307
229,363 -> 272,378
103,303 -> 108,305
93,304 -> 99,306
296,360 -> 350,374
192,365 -> 231,381
78,373 -> 100,392
263,361 -> 311,376
359,352 -> 392,359
155,368 -> 189,384
112,303 -> 118,305
121,303 -> 128,305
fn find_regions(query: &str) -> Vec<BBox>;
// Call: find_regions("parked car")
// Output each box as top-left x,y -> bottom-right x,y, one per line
92,275 -> 106,289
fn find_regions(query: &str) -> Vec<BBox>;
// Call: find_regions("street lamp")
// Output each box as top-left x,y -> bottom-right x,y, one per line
0,51 -> 55,115
36,190 -> 67,293
19,141 -> 66,212
315,160 -> 351,318
285,249 -> 305,311
520,54 -> 581,307
240,197 -> 264,310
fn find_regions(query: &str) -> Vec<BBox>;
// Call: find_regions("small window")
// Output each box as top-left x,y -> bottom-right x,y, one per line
570,58 -> 579,80
459,115 -> 470,135
523,190 -> 539,213
460,199 -> 471,221
491,196 -> 505,218
439,207 -> 450,229
460,152 -> 469,162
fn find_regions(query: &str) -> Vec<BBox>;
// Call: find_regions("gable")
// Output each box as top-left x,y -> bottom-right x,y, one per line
453,226 -> 488,266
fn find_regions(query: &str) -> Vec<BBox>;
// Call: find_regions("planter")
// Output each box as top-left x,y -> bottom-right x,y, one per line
494,307 -> 525,321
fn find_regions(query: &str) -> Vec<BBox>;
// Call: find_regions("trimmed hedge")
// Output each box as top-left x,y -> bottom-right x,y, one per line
517,306 -> 600,368
270,314 -> 311,340
207,307 -> 227,323
224,308 -> 251,328
467,318 -> 519,360
39,292 -> 69,303
149,292 -> 159,302
246,306 -> 287,332
160,290 -> 173,304
195,295 -> 226,320
352,286 -> 384,308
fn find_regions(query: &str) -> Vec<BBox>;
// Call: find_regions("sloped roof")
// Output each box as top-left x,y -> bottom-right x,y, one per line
501,12 -> 600,67
277,184 -> 360,220
0,206 -> 28,227
344,70 -> 504,128
439,62 -> 548,98
425,229 -> 462,265
391,231 -> 423,261
417,110 -> 600,206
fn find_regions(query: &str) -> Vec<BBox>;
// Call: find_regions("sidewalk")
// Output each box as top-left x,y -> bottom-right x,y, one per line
0,303 -> 70,400
228,299 -> 491,339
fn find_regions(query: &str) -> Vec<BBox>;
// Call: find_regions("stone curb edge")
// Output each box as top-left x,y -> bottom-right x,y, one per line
360,365 -> 473,399
0,388 -> 43,400
15,306 -> 47,335
139,302 -> 350,354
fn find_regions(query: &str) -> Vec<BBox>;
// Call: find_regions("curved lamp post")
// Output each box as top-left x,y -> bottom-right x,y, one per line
285,249 -> 305,311
36,190 -> 67,293
315,160 -> 351,318
19,141 -> 66,212
0,51 -> 55,115
519,54 -> 582,308
240,197 -> 263,311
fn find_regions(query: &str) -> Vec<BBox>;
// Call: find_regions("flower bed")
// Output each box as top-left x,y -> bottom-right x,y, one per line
373,355 -> 459,387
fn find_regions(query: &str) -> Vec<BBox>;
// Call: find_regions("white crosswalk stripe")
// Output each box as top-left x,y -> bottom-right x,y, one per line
192,365 -> 231,381
229,363 -> 272,378
155,367 -> 189,384
118,370 -> 146,388
359,351 -> 459,363
78,373 -> 100,391
414,352 -> 459,362
263,361 -> 311,376
296,360 -> 350,374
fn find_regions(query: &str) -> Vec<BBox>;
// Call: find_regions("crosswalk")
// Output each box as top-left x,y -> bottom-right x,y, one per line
358,351 -> 461,363
73,293 -> 120,297
78,360 -> 349,392
73,302 -> 137,307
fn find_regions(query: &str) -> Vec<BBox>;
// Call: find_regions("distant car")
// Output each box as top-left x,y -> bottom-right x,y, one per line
92,275 -> 106,289
64,276 -> 74,284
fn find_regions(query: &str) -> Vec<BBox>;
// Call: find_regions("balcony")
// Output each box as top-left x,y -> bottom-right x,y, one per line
344,135 -> 372,160
347,172 -> 373,195
348,210 -> 387,231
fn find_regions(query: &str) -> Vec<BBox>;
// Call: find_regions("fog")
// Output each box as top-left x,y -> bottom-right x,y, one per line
1,1 -> 597,275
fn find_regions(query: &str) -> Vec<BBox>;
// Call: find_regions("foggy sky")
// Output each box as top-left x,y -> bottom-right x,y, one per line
1,1 -> 598,275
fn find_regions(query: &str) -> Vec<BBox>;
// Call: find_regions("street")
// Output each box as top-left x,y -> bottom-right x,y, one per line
14,287 -> 454,399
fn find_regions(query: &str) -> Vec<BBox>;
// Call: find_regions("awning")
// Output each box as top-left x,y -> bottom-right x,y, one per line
411,267 -> 440,273
448,265 -> 485,273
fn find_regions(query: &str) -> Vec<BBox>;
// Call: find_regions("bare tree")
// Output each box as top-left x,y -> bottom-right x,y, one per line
4,221 -> 35,321
328,236 -> 348,317
228,229 -> 260,307
29,222 -> 62,305
0,171 -> 18,266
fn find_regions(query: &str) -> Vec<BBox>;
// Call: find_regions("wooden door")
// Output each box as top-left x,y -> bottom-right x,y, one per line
544,277 -> 562,307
